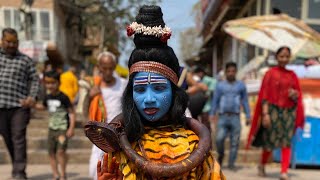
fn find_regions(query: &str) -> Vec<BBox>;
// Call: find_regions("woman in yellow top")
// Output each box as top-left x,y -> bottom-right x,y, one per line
85,5 -> 225,180
59,66 -> 79,103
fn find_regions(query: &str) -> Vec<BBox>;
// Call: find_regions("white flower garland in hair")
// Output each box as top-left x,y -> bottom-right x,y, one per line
127,22 -> 172,42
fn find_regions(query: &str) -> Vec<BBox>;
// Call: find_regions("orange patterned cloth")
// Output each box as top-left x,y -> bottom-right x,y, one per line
115,125 -> 226,180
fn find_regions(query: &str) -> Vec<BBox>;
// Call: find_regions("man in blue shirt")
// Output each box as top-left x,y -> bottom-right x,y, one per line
209,62 -> 251,170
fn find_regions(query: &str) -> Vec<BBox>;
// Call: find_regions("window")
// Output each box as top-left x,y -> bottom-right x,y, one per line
270,0 -> 301,18
31,11 -> 37,40
301,0 -> 320,25
40,11 -> 49,28
2,9 -> 21,30
1,8 -> 53,41
40,11 -> 50,40
4,9 -> 11,27
13,10 -> 20,29
308,0 -> 320,19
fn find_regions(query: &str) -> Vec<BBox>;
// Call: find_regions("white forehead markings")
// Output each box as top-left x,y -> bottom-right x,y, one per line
148,73 -> 151,83
134,74 -> 167,85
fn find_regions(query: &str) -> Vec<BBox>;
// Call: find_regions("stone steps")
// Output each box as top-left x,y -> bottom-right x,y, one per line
0,110 -> 261,165
0,136 -> 92,150
28,119 -> 85,129
0,149 -> 91,164
0,148 -> 261,165
0,110 -> 92,164
27,128 -> 85,137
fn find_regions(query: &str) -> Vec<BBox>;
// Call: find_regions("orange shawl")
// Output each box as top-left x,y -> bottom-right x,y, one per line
88,76 -> 107,122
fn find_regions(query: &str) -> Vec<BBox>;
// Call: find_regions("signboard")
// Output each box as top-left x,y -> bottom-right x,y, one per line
19,41 -> 47,62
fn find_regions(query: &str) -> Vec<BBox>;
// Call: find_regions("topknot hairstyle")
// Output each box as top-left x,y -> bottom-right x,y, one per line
129,5 -> 180,76
122,5 -> 188,142
132,5 -> 167,48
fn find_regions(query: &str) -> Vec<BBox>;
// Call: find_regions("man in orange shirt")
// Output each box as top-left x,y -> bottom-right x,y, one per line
59,65 -> 79,104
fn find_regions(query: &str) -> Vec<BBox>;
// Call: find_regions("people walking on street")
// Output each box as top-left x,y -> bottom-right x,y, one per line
209,62 -> 251,170
59,65 -> 79,104
192,66 -> 217,132
34,70 -> 76,180
87,51 -> 127,180
247,46 -> 304,180
0,28 -> 39,180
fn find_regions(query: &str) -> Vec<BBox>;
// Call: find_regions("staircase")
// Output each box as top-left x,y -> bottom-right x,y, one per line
0,111 -> 262,165
0,110 -> 92,164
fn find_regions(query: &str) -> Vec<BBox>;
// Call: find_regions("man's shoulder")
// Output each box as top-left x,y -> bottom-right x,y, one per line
16,51 -> 34,62
0,48 -> 6,56
217,80 -> 227,86
236,80 -> 245,85
115,75 -> 128,87
0,50 -> 33,62
236,80 -> 246,89
119,77 -> 128,85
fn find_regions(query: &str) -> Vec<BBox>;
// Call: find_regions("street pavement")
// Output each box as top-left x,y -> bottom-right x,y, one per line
1,163 -> 320,180
222,164 -> 320,180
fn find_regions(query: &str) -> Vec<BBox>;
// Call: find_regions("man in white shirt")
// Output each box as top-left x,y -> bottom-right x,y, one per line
87,51 -> 127,179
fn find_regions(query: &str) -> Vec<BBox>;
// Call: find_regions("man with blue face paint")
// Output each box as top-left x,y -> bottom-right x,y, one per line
133,72 -> 172,122
85,5 -> 225,180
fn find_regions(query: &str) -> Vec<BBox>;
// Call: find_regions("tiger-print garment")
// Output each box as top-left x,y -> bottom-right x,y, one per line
115,125 -> 226,180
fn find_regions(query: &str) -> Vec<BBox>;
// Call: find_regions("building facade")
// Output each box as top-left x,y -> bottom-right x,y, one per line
0,0 -> 66,66
0,0 -> 113,71
200,0 -> 320,76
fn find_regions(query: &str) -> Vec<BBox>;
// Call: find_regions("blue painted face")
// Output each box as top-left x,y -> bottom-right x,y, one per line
133,72 -> 173,122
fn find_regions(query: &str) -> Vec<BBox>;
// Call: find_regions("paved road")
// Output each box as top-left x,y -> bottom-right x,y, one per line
0,164 -> 90,180
0,163 -> 319,180
223,164 -> 320,180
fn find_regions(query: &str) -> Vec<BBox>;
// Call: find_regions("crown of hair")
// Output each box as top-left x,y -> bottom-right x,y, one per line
126,22 -> 172,42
